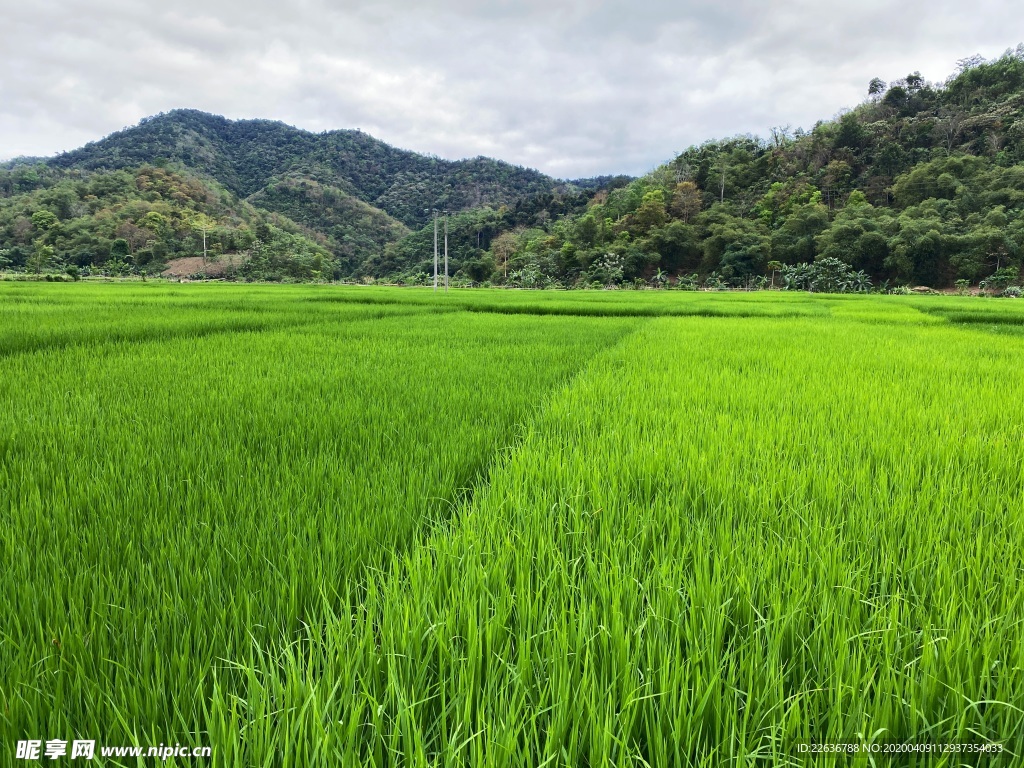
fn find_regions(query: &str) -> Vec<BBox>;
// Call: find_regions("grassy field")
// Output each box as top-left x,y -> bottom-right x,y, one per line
1,283 -> 1023,766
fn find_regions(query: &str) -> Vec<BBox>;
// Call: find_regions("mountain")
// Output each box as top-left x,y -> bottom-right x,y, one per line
434,46 -> 1024,289
0,164 -> 335,280
245,174 -> 410,276
5,48 -> 1024,288
9,109 -> 576,276
48,110 -> 564,225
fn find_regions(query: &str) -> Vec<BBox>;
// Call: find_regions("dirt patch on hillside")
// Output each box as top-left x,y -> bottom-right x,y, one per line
162,255 -> 248,278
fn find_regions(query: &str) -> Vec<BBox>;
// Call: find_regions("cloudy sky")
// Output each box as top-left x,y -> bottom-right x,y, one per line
1,0 -> 1018,177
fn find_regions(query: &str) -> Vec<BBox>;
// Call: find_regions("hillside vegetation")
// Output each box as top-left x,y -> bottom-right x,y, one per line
1,110 -> 579,277
379,47 -> 1024,290
0,165 -> 336,280
45,110 -> 560,228
3,47 -> 1024,288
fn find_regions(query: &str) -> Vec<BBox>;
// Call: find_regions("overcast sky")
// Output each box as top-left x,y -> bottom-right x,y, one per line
0,0 -> 1018,178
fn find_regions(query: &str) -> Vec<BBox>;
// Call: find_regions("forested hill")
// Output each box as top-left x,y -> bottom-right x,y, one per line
5,48 -> 1024,288
407,46 -> 1023,289
44,110 -> 560,230
0,109 -> 585,277
0,164 -> 336,280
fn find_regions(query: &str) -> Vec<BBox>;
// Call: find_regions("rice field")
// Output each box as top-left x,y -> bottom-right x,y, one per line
1,283 -> 1023,766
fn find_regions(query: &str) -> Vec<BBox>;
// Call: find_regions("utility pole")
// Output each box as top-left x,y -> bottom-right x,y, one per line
433,210 -> 438,292
443,211 -> 449,293
821,187 -> 837,211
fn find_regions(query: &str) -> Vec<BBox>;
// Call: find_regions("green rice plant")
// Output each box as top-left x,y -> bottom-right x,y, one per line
306,284 -> 832,319
0,282 -> 440,355
227,309 -> 1024,766
0,287 -> 637,762
2,283 -> 1024,766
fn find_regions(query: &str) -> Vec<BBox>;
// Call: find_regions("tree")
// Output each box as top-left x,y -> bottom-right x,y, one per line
814,194 -> 894,276
31,210 -> 59,235
937,109 -> 964,154
868,78 -> 886,98
669,182 -> 702,223
769,125 -> 792,149
631,190 -> 668,233
573,214 -> 599,247
645,220 -> 701,273
28,241 -> 55,275
588,252 -> 624,286
190,213 -> 217,264
770,202 -> 829,264
490,231 -> 518,279
110,238 -> 130,258
882,85 -> 909,113
255,222 -> 273,243
955,54 -> 986,75
141,211 -> 169,236
905,71 -> 925,92
888,212 -> 949,285
116,222 -> 150,256
834,113 -> 866,150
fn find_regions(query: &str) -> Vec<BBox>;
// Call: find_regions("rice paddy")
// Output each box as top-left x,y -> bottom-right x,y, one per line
2,283 -> 1023,766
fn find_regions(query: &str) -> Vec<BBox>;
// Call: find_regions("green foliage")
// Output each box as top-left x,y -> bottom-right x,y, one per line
0,165 -> 333,278
410,48 -> 1024,290
247,174 -> 409,275
4,285 -> 1024,763
237,226 -> 336,282
38,109 -> 568,269
0,109 -> 606,277
780,256 -> 872,293
8,48 -> 1024,288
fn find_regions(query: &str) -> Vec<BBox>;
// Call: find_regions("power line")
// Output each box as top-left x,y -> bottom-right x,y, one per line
430,209 -> 439,292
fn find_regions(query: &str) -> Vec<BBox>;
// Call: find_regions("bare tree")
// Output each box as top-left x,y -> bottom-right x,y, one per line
769,125 -> 792,149
937,110 -> 964,155
190,213 -> 216,265
491,231 -> 517,279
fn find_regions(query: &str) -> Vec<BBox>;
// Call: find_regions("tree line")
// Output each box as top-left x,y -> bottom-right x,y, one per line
375,47 -> 1024,291
3,47 -> 1024,290
0,165 -> 336,281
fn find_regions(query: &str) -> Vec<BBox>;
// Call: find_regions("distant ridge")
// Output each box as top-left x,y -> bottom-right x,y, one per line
46,109 -> 564,230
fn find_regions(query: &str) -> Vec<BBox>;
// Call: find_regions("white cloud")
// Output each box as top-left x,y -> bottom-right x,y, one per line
0,0 -> 1018,176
